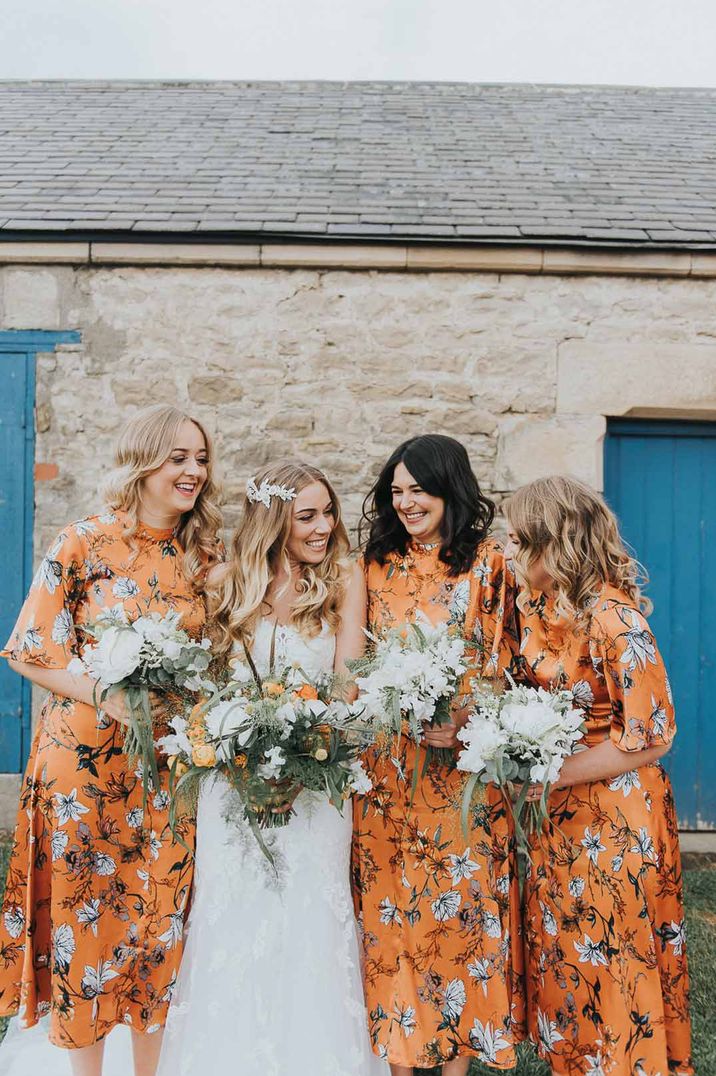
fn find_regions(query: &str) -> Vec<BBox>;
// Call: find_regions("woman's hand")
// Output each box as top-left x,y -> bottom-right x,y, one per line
99,689 -> 173,729
423,715 -> 464,749
269,782 -> 301,815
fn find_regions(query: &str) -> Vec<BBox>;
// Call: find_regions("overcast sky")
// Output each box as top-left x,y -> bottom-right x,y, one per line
0,0 -> 714,86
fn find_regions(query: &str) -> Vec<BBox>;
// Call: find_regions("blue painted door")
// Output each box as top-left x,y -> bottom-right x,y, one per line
604,419 -> 716,829
0,351 -> 33,771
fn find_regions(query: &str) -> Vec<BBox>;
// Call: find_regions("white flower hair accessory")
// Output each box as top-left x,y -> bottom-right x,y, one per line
246,476 -> 298,509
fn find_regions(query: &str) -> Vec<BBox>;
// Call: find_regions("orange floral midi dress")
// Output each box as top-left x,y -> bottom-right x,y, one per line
518,585 -> 693,1076
0,511 -> 207,1048
352,539 -> 525,1069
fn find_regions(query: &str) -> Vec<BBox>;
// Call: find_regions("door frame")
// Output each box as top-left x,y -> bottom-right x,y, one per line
0,330 -> 81,771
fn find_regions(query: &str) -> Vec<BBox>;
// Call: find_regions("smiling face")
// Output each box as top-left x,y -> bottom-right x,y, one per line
390,460 -> 445,546
139,420 -> 208,525
286,481 -> 336,566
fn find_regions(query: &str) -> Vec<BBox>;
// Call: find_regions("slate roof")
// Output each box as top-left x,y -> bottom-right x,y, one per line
1,80 -> 716,246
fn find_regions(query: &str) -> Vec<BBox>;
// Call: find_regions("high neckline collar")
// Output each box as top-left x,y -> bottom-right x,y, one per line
117,509 -> 177,542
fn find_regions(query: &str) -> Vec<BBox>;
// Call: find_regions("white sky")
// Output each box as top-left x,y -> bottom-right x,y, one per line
1,0 -> 714,86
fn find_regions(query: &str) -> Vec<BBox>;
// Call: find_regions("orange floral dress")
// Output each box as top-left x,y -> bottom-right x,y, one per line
518,585 -> 693,1076
352,539 -> 524,1069
0,511 -> 207,1048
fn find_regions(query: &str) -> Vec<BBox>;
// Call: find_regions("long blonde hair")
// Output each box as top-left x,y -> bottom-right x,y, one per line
102,404 -> 223,591
212,460 -> 351,657
505,475 -> 650,621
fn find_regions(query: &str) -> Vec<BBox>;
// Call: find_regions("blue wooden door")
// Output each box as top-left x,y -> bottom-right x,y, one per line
604,419 -> 716,830
0,351 -> 33,771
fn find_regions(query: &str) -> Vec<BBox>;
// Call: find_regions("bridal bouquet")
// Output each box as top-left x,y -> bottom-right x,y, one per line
349,615 -> 467,771
158,652 -> 373,860
457,677 -> 586,849
75,606 -> 214,807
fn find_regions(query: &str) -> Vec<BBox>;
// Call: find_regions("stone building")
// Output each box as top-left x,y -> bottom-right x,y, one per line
0,81 -> 714,832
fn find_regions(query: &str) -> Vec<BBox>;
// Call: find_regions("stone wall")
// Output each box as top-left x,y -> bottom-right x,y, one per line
2,262 -> 716,553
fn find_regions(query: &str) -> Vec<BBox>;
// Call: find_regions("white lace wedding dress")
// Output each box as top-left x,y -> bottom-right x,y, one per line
1,619 -> 385,1076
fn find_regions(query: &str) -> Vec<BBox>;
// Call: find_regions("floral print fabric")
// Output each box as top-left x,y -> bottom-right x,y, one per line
0,511 -> 206,1047
352,540 -> 525,1068
518,586 -> 693,1076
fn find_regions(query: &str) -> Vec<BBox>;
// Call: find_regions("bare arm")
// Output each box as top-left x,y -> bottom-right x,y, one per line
7,658 -> 153,727
333,562 -> 367,699
526,738 -> 671,800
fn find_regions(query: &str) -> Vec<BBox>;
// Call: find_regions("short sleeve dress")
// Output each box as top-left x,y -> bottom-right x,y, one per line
352,538 -> 525,1070
0,511 -> 209,1048
518,585 -> 693,1076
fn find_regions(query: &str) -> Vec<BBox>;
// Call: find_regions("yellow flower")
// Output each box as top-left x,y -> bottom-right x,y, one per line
187,724 -> 207,745
192,743 -> 217,767
264,681 -> 284,698
234,753 -> 248,769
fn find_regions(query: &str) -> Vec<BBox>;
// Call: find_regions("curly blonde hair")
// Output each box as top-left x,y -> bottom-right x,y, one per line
211,460 -> 351,657
505,475 -> 651,621
102,404 -> 223,591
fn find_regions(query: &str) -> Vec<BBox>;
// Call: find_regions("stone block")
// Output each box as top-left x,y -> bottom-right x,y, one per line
495,413 -> 606,491
0,774 -> 21,831
2,268 -> 61,328
188,375 -> 244,406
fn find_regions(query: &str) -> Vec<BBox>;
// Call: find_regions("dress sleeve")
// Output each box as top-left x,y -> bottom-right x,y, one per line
592,599 -> 676,752
1,524 -> 87,669
463,542 -> 521,684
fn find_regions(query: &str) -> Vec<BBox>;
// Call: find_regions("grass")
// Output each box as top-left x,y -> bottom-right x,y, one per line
0,835 -> 713,1073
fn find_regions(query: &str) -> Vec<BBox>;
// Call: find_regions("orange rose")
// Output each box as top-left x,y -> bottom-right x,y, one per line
294,683 -> 319,701
192,743 -> 217,767
189,699 -> 209,722
187,724 -> 207,744
234,753 -> 248,769
264,682 -> 285,698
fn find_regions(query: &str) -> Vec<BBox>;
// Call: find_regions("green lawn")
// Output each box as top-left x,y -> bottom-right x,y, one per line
0,834 -> 713,1073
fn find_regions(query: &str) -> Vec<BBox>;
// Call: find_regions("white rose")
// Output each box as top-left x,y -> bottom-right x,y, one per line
161,639 -> 183,661
89,627 -> 144,684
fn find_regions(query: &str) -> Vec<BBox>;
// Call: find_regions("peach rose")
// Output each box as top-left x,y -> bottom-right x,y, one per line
192,743 -> 217,767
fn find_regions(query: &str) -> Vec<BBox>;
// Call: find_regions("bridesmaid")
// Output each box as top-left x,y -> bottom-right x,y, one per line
352,434 -> 523,1075
0,405 -> 222,1076
504,476 -> 693,1076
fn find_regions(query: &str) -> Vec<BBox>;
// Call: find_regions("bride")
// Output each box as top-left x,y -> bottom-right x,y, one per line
158,460 -> 386,1076
1,460 -> 386,1076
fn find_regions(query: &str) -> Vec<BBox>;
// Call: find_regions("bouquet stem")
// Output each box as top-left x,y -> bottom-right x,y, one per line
123,684 -> 161,812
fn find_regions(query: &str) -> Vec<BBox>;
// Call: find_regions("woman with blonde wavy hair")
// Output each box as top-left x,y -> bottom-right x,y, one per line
157,460 -> 387,1076
0,404 -> 222,1076
504,476 -> 692,1076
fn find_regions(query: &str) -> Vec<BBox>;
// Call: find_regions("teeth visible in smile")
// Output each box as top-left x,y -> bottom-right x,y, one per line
176,484 -> 196,492
405,512 -> 426,520
307,540 -> 327,547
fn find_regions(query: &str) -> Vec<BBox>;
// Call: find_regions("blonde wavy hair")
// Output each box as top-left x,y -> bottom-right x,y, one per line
211,460 -> 351,657
505,475 -> 651,621
102,404 -> 223,591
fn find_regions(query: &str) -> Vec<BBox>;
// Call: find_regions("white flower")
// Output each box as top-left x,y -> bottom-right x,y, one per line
468,1018 -> 511,1063
348,760 -> 373,796
20,622 -> 43,653
620,609 -> 657,671
96,602 -> 130,627
584,1050 -> 606,1075
204,699 -> 251,742
581,827 -> 606,865
125,807 -> 144,829
51,829 -> 69,861
482,910 -> 502,939
34,551 -> 63,594
81,959 -> 120,999
156,715 -> 193,759
467,958 -> 492,995
611,854 -> 624,872
431,890 -> 461,922
112,577 -> 140,599
52,923 -> 76,970
148,831 -> 162,862
609,770 -> 641,797
258,745 -> 286,780
668,919 -> 686,957
92,852 -> 117,876
571,680 -> 594,709
574,934 -> 609,967
630,827 -> 656,860
85,627 -> 143,685
568,876 -> 585,898
441,978 -> 466,1022
158,911 -> 184,950
76,900 -> 101,937
540,901 -> 558,937
153,791 -> 170,812
393,1003 -> 416,1037
650,694 -> 668,737
51,608 -> 74,646
378,898 -> 402,926
54,789 -> 90,826
3,906 -> 24,939
448,848 -> 480,884
537,1009 -> 564,1052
